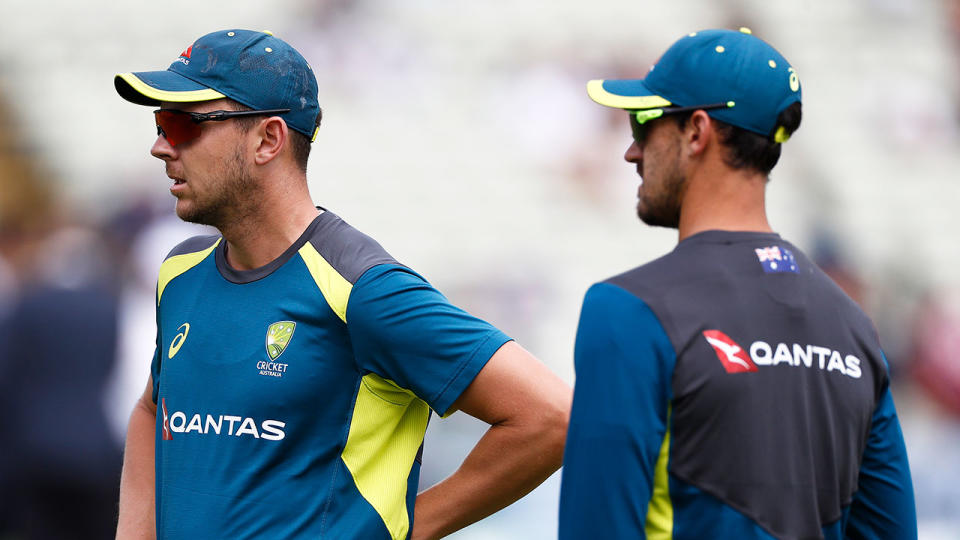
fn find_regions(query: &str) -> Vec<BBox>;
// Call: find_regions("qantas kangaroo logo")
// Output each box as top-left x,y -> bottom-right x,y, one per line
161,398 -> 173,440
702,330 -> 758,373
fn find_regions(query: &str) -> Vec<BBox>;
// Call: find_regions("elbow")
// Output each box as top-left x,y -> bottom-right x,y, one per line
539,388 -> 572,471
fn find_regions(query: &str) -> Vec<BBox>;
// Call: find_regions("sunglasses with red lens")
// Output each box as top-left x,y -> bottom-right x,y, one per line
153,108 -> 292,146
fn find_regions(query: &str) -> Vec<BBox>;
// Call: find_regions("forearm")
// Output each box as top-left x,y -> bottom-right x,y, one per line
116,400 -> 157,540
412,410 -> 567,539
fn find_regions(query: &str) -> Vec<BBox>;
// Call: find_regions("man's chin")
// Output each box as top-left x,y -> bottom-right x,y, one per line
636,205 -> 679,229
175,201 -> 215,226
174,201 -> 193,222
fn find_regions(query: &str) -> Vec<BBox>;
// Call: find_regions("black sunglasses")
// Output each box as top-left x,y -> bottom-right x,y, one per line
629,101 -> 734,145
154,108 -> 291,146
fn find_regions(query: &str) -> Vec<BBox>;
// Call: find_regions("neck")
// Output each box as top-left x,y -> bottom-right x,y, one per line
218,172 -> 319,270
676,161 -> 772,242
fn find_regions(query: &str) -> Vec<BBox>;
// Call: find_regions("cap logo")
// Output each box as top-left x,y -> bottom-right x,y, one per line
176,45 -> 193,66
788,67 -> 800,92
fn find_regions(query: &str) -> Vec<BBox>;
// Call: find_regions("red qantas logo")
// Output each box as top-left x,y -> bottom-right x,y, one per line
702,330 -> 758,373
161,398 -> 173,440
180,45 -> 193,59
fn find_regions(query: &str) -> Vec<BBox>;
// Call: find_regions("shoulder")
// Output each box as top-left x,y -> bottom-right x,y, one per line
804,255 -> 880,340
295,212 -> 404,323
598,232 -> 882,346
600,249 -> 688,305
163,234 -> 221,261
156,234 -> 221,304
299,211 -> 399,285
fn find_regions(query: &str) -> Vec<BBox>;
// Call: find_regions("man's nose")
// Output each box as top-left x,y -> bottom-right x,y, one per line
151,134 -> 176,161
624,140 -> 642,163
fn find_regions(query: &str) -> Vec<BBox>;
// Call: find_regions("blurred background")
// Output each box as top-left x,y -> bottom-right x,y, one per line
1,0 -> 959,538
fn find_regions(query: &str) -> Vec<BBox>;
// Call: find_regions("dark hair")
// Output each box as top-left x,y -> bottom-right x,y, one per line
672,101 -> 802,176
229,101 -> 315,173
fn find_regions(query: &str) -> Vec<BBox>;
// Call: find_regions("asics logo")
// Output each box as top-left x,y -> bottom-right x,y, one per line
168,323 -> 190,359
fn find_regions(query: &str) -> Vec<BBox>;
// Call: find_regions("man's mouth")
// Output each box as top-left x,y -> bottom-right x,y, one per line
166,166 -> 186,185
169,175 -> 187,194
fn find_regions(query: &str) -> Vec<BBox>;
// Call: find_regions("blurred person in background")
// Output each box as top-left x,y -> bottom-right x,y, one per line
112,29 -> 569,540
102,198 -> 212,446
0,97 -> 123,539
559,28 -> 916,539
909,290 -> 960,417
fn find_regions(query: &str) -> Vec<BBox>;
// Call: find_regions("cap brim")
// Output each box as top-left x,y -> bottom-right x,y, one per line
115,71 -> 225,106
587,79 -> 673,110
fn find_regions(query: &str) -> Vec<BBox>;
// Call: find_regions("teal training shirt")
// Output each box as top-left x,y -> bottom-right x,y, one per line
150,211 -> 511,539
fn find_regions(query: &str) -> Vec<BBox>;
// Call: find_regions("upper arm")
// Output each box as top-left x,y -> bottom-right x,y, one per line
138,374 -> 158,416
845,384 -> 917,539
345,265 -> 513,415
559,282 -> 676,539
445,340 -> 571,427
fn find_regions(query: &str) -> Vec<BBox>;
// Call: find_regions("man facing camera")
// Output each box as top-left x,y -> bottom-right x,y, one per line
113,29 -> 570,540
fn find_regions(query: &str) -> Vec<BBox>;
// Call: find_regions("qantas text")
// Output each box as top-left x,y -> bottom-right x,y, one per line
166,411 -> 286,441
749,341 -> 862,379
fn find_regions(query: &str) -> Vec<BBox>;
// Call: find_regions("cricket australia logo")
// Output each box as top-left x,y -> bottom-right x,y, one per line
258,321 -> 296,378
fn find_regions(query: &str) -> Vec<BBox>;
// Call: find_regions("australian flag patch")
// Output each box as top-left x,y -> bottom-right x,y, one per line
755,246 -> 798,274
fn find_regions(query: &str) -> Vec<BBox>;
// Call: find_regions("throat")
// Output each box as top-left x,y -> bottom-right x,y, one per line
219,207 -> 321,271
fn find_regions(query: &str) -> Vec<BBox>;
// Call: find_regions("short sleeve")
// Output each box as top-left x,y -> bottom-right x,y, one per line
560,282 -> 677,539
151,296 -> 162,404
845,382 -> 917,539
345,264 -> 512,416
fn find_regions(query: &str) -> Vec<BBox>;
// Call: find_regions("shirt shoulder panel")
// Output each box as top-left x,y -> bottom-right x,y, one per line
295,212 -> 398,323
304,212 -> 399,284
164,234 -> 222,259
157,235 -> 221,304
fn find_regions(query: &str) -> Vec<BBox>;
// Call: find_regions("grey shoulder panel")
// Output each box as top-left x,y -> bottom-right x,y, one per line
207,211 -> 398,285
164,235 -> 222,260
305,211 -> 399,284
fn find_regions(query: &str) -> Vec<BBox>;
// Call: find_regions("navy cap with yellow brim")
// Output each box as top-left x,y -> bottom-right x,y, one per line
586,28 -> 801,142
115,29 -> 322,142
115,71 -> 226,106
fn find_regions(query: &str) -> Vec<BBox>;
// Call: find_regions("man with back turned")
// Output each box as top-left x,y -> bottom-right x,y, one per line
559,28 -> 916,539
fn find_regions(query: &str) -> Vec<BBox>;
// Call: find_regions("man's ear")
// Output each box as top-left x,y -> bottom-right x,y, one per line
253,116 -> 288,166
685,110 -> 714,157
